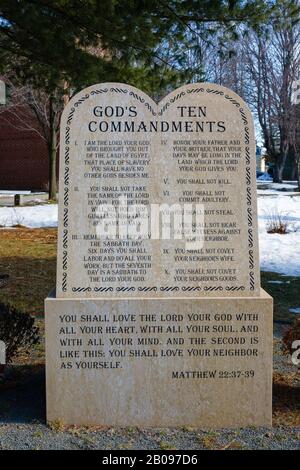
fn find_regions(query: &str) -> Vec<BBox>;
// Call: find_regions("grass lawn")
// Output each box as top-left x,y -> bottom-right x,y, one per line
0,227 -> 299,323
261,271 -> 300,323
0,228 -> 56,316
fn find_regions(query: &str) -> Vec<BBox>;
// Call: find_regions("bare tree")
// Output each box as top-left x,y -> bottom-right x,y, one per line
184,4 -> 300,184
0,75 -> 64,199
244,5 -> 300,182
205,36 -> 249,100
290,100 -> 300,187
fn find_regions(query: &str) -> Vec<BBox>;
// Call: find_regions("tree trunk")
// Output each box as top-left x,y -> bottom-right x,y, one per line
49,127 -> 57,200
273,139 -> 289,183
273,160 -> 284,183
48,97 -> 57,200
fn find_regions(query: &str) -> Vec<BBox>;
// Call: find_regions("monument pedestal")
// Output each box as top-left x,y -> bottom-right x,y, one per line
45,289 -> 272,427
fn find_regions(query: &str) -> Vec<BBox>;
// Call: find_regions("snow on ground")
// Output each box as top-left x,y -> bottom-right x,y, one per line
257,189 -> 300,276
289,308 -> 300,314
0,190 -> 31,196
267,280 -> 290,284
0,183 -> 299,276
257,189 -> 297,196
0,205 -> 58,228
264,182 -> 298,191
257,180 -> 298,195
257,172 -> 273,181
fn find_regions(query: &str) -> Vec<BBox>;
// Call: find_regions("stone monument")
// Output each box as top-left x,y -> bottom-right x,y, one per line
45,82 -> 273,427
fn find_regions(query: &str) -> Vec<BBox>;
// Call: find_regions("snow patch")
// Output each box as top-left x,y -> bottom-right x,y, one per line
0,205 -> 58,228
257,173 -> 272,181
257,190 -> 300,276
267,280 -> 290,284
289,308 -> 300,314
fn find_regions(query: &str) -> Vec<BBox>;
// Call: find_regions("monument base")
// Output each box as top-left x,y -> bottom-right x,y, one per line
45,289 -> 273,428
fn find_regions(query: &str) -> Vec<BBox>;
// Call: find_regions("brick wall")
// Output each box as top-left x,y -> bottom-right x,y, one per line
0,110 -> 50,191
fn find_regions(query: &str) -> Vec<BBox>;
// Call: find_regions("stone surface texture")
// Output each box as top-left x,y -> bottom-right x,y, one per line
45,290 -> 272,427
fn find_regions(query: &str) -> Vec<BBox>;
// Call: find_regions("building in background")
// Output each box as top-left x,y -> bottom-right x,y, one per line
0,109 -> 49,191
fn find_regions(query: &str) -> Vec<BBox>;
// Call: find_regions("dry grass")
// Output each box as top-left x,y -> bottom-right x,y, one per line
261,271 -> 300,323
0,228 -> 57,316
265,210 -> 291,234
282,319 -> 300,356
273,371 -> 300,426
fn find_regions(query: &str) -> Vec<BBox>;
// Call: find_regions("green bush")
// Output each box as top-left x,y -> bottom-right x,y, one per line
0,302 -> 39,363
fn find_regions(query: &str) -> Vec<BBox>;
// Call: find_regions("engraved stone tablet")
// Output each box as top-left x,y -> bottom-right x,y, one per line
46,292 -> 273,427
47,82 -> 272,428
57,83 -> 259,297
